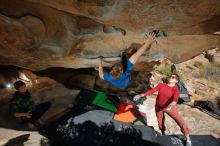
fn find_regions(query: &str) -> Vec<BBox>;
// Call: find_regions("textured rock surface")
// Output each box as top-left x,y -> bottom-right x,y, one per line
0,0 -> 220,70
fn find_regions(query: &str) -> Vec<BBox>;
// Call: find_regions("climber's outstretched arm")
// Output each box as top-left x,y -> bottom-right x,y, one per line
97,57 -> 104,79
129,32 -> 156,64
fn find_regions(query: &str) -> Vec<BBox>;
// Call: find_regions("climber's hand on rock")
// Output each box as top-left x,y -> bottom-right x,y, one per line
96,57 -> 103,65
145,32 -> 156,45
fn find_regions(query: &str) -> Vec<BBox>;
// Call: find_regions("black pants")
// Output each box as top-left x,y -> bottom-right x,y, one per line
28,102 -> 51,124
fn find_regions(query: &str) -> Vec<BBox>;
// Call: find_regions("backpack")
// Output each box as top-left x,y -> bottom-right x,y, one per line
121,47 -> 137,73
121,52 -> 128,73
170,64 -> 191,104
176,81 -> 191,104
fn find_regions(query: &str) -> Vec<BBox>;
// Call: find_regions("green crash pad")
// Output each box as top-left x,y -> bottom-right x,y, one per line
89,90 -> 146,125
92,91 -> 117,112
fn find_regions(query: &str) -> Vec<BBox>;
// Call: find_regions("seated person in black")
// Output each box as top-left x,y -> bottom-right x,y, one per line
10,81 -> 51,130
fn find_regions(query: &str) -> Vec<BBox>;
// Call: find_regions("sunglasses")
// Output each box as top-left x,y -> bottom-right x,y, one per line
170,75 -> 176,79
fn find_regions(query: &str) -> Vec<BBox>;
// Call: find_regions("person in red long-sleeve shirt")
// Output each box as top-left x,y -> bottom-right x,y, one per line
134,73 -> 191,146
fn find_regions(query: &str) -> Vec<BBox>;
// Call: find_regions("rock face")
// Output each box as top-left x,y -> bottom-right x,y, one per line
0,0 -> 220,70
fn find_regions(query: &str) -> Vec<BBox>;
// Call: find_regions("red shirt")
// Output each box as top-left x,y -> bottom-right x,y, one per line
144,83 -> 179,109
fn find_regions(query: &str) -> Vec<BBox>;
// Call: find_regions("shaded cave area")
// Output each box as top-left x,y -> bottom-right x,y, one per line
0,65 -> 153,95
0,64 -> 153,132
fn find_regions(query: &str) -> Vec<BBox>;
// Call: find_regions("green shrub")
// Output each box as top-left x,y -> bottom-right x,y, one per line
193,61 -> 204,69
155,65 -> 172,77
206,80 -> 219,89
202,62 -> 220,84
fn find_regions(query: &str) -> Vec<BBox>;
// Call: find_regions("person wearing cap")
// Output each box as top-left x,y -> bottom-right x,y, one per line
10,81 -> 51,130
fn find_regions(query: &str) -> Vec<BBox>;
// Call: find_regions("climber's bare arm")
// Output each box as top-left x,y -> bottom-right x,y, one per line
97,58 -> 104,79
129,32 -> 156,64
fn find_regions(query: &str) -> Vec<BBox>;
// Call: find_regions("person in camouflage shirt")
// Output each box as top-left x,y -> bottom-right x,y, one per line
11,81 -> 51,130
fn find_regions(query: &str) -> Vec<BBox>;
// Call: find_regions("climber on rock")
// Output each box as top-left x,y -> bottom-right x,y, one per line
97,32 -> 156,89
10,81 -> 51,130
